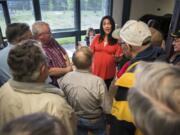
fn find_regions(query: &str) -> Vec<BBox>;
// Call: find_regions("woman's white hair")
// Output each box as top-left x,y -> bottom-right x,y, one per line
128,61 -> 180,135
8,40 -> 47,82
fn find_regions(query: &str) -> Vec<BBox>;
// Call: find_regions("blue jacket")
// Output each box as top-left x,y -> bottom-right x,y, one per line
132,45 -> 166,63
169,53 -> 180,65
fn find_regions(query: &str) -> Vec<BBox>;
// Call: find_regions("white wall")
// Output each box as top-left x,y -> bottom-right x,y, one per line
112,0 -> 175,26
112,0 -> 123,27
130,0 -> 175,19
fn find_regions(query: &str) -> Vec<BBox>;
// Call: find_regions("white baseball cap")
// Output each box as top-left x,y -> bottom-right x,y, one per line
119,20 -> 151,46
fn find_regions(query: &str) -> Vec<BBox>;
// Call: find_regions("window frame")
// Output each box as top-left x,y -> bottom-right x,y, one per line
0,0 -> 112,45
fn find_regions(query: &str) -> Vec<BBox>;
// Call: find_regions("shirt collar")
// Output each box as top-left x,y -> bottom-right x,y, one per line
75,69 -> 90,73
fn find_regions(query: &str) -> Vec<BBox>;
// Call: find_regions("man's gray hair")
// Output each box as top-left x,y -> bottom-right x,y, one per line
8,39 -> 47,82
128,62 -> 180,135
32,21 -> 49,36
72,46 -> 92,69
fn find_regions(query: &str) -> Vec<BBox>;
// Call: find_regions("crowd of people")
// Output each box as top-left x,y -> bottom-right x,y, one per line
0,15 -> 180,135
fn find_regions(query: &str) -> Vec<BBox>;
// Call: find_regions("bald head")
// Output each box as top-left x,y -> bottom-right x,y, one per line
72,47 -> 92,70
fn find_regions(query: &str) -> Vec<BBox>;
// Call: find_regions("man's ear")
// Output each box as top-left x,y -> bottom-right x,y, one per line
36,63 -> 48,82
15,36 -> 22,43
127,44 -> 133,51
40,64 -> 47,75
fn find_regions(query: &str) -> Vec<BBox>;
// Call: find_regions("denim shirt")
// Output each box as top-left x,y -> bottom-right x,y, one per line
0,43 -> 14,86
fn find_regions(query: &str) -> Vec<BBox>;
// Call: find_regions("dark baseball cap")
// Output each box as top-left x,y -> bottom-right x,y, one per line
171,30 -> 180,38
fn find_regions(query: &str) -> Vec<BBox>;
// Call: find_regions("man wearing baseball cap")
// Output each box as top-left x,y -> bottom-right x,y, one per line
112,20 -> 165,78
109,20 -> 165,135
169,30 -> 180,65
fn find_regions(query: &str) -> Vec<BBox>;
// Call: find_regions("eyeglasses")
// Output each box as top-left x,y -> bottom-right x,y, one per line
173,38 -> 180,42
38,31 -> 52,36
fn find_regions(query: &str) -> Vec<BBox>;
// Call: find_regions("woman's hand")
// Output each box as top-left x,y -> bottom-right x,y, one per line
113,54 -> 123,62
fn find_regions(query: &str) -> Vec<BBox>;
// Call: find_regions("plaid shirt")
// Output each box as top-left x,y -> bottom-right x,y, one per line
42,38 -> 67,87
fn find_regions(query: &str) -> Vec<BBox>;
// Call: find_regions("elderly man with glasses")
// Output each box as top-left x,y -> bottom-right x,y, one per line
169,30 -> 180,65
32,21 -> 72,87
109,20 -> 166,135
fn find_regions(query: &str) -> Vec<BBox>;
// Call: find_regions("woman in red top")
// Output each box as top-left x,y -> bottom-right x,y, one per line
90,16 -> 122,89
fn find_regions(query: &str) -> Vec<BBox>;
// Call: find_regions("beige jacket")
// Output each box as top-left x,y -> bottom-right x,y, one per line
0,80 -> 76,135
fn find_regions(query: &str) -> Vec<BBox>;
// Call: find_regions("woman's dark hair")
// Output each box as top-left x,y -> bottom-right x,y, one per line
148,19 -> 161,31
0,113 -> 67,135
99,15 -> 117,45
139,14 -> 172,40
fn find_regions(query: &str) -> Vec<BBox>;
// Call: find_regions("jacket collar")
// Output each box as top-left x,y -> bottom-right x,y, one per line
8,79 -> 64,97
132,45 -> 164,62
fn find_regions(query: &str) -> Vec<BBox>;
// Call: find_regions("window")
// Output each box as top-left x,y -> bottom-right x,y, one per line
1,0 -> 112,46
56,36 -> 75,45
0,4 -> 6,36
40,0 -> 75,30
7,0 -> 35,27
56,37 -> 75,57
81,0 -> 108,30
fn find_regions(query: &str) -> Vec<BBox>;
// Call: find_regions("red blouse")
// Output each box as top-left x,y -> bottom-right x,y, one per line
90,34 -> 122,80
